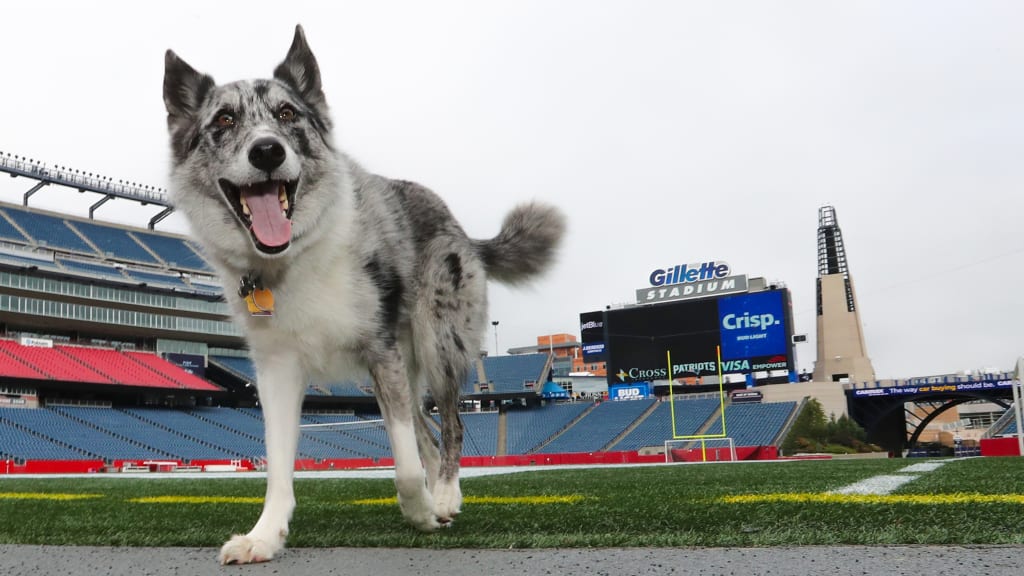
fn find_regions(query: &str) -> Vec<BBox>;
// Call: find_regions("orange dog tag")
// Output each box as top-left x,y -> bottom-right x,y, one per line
245,288 -> 275,316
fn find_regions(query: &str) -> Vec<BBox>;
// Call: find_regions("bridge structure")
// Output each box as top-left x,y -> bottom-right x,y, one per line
847,375 -> 1018,455
0,151 -> 173,229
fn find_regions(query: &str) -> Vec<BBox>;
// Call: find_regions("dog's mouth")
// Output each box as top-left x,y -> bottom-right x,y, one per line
218,179 -> 297,254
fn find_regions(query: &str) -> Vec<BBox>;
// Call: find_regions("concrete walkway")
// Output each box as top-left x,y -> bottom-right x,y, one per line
2,544 -> 1023,575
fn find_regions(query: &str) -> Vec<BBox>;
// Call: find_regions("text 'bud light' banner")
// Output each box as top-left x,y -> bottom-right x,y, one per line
609,382 -> 651,400
164,352 -> 206,378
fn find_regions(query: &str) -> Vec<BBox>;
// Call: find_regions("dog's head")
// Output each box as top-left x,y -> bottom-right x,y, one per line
163,25 -> 336,260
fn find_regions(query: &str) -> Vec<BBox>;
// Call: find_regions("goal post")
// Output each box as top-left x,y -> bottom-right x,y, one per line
664,437 -> 737,463
666,346 -> 729,440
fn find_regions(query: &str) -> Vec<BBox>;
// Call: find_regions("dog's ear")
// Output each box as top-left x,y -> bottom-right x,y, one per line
164,50 -> 215,123
274,25 -> 328,113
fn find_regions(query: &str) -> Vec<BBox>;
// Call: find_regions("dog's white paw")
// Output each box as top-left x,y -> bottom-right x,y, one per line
398,489 -> 441,532
218,532 -> 284,565
433,479 -> 462,525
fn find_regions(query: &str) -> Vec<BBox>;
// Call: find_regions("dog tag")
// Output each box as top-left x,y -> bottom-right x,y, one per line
245,288 -> 275,316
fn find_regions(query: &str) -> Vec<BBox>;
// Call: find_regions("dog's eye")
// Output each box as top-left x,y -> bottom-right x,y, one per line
215,113 -> 236,128
277,106 -> 297,122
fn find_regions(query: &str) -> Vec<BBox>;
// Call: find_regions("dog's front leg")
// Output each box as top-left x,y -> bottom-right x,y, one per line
371,349 -> 440,531
219,353 -> 304,564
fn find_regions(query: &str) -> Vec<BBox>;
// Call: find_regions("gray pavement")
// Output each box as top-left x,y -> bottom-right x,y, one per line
1,545 -> 1022,576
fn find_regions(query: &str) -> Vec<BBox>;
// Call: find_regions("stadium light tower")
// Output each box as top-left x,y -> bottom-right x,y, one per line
491,320 -> 500,357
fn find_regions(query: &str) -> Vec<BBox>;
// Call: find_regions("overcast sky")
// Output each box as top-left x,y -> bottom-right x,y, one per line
1,1 -> 1022,379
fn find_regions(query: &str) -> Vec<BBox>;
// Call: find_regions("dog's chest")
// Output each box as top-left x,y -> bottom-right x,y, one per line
238,259 -> 377,377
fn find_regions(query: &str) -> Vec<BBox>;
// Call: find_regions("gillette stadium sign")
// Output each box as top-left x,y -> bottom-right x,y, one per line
636,260 -> 748,304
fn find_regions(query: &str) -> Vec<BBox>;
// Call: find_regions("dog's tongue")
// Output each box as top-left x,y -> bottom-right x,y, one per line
241,182 -> 291,249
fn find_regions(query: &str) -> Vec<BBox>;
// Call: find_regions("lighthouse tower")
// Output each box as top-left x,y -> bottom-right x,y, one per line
812,205 -> 876,383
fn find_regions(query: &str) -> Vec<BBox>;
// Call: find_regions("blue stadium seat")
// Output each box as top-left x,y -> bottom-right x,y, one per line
537,399 -> 656,454
505,402 -> 591,454
57,257 -> 128,280
2,207 -> 96,254
132,232 -> 211,272
611,398 -> 721,451
123,268 -> 188,289
0,252 -> 63,272
480,354 -> 549,393
703,402 -> 797,447
68,220 -> 158,264
0,212 -> 29,243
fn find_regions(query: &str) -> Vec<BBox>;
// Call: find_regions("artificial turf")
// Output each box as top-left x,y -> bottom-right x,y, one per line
0,457 -> 1022,548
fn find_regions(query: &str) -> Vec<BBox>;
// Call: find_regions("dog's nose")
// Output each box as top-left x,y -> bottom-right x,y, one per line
248,138 -> 287,172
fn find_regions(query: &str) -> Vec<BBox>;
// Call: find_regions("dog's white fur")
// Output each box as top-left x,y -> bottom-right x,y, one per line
163,26 -> 564,564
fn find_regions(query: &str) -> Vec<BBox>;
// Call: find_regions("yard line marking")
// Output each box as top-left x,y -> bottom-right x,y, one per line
899,461 -> 948,474
830,475 -> 920,495
829,459 -> 950,496
129,496 -> 264,504
348,495 -> 587,506
723,493 -> 1024,505
0,492 -> 103,501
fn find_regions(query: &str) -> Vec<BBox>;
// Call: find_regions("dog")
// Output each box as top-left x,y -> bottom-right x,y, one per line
163,25 -> 564,564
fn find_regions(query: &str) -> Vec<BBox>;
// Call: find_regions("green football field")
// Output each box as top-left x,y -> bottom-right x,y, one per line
0,457 -> 1022,548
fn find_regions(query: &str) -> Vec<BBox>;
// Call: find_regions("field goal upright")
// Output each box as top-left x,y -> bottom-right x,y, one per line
665,346 -> 734,462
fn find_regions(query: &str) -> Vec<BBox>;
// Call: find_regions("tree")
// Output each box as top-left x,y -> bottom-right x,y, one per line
782,398 -> 828,454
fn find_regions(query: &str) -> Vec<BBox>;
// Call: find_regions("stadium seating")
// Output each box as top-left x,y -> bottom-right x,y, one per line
0,346 -> 50,380
124,351 -> 222,391
0,339 -> 112,384
58,346 -> 181,388
0,213 -> 29,243
131,232 -> 211,272
611,398 -> 721,452
0,207 -> 96,254
66,220 -> 158,264
122,268 -> 188,289
0,252 -> 63,272
211,356 -> 256,382
0,417 -> 89,460
301,413 -> 391,458
505,402 -> 592,454
0,406 -> 170,460
56,257 -> 128,281
703,402 -> 798,447
537,398 -> 656,454
480,354 -> 549,393
458,412 -> 500,456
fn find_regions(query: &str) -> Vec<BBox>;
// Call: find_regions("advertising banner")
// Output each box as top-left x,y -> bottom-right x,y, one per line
579,310 -> 607,361
851,380 -> 1014,398
609,382 -> 651,400
597,289 -> 794,385
164,352 -> 206,378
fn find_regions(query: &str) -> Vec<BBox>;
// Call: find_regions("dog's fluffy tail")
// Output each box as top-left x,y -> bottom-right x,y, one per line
475,202 -> 566,285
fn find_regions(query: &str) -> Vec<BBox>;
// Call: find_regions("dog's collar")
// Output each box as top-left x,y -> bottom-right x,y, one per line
238,271 -> 275,317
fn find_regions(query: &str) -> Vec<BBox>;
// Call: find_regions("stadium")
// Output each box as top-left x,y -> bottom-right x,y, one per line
0,151 -> 1023,569
0,151 -> 1021,473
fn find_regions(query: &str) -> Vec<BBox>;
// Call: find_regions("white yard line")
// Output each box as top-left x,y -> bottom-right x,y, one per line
829,459 -> 952,496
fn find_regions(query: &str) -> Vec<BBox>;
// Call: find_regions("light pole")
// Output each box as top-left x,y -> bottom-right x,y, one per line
491,320 -> 499,356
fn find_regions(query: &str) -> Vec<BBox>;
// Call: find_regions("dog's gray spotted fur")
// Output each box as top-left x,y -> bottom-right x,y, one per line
163,25 -> 564,565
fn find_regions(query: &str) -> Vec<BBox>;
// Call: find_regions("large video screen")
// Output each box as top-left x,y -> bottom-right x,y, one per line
582,289 -> 793,384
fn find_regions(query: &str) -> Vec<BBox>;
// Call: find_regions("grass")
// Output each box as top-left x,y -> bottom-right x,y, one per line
0,457 -> 1022,547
